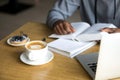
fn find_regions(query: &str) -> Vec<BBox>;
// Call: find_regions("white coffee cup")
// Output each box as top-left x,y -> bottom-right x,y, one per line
25,40 -> 48,61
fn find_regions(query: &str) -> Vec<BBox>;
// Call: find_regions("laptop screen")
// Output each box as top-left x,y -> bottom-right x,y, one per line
95,33 -> 120,80
76,33 -> 120,80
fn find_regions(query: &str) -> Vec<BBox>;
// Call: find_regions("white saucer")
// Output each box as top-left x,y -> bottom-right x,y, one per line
7,37 -> 30,46
20,51 -> 54,65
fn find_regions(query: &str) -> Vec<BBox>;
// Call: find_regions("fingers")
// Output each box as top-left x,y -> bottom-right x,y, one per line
54,22 -> 68,34
63,22 -> 75,34
100,28 -> 117,33
53,20 -> 75,35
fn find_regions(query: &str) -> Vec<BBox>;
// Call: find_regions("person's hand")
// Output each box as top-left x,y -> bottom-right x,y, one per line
53,20 -> 75,35
100,28 -> 120,33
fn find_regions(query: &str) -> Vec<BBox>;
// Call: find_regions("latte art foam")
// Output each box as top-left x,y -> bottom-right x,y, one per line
30,45 -> 43,49
27,42 -> 45,50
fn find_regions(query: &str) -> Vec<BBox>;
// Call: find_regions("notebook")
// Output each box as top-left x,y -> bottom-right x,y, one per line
75,33 -> 120,80
48,38 -> 96,58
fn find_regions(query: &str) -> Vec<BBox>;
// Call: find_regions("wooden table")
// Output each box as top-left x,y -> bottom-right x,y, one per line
0,22 -> 119,80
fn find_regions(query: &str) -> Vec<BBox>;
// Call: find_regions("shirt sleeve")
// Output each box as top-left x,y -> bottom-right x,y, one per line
46,0 -> 80,28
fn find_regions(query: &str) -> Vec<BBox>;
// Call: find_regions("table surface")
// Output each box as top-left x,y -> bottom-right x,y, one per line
0,22 -> 119,80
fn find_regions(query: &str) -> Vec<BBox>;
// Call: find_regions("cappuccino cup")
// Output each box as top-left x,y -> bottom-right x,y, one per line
25,40 -> 48,61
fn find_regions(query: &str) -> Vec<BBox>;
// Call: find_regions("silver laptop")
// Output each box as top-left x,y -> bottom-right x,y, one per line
75,33 -> 120,80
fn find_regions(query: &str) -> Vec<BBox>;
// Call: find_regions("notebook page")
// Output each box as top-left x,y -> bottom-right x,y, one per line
82,23 -> 116,34
76,23 -> 117,41
75,32 -> 109,42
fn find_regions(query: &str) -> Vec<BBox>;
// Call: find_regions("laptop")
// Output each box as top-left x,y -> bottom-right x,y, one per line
75,33 -> 120,80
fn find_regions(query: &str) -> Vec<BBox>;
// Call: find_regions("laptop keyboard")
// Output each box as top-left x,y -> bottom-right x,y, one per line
88,62 -> 97,73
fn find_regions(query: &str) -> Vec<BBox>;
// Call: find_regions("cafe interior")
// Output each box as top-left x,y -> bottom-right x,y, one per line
1,0 -> 120,80
0,0 -> 80,40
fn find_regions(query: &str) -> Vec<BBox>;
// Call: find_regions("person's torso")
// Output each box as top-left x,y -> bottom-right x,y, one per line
79,0 -> 120,27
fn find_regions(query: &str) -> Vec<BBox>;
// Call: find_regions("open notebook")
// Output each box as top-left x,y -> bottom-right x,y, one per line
49,22 -> 117,41
76,33 -> 120,80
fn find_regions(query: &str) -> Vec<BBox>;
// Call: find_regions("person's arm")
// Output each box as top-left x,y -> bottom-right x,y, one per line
46,0 -> 80,34
101,28 -> 120,33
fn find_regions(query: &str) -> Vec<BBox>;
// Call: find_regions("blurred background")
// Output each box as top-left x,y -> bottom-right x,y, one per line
0,0 -> 80,40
